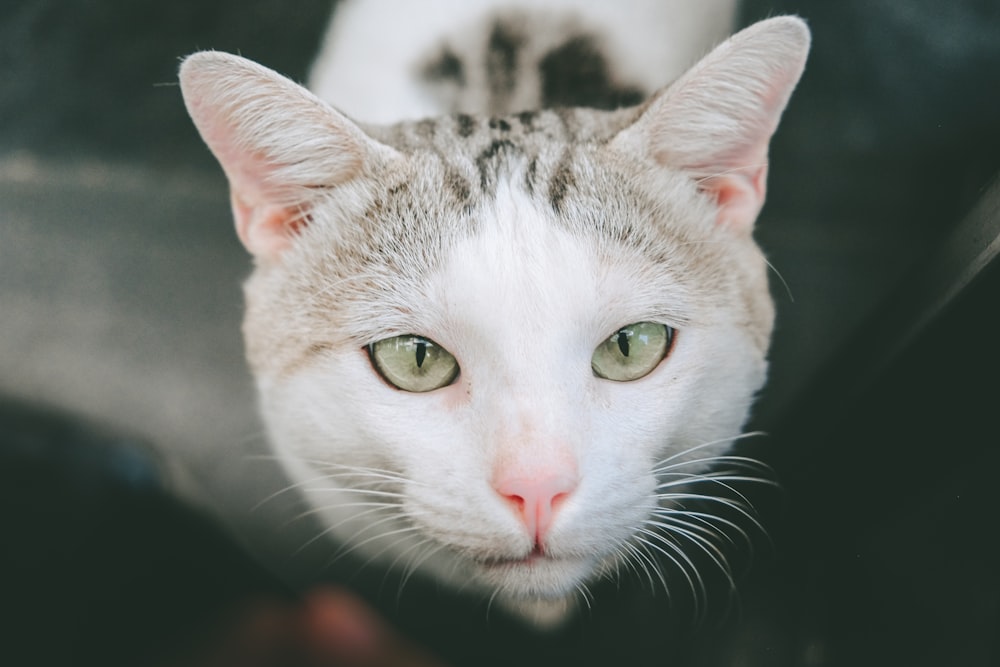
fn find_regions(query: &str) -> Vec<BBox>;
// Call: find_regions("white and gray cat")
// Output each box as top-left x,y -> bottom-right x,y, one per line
179,0 -> 809,628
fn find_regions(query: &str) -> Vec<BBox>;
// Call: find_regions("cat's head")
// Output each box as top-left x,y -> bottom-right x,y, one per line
179,17 -> 809,627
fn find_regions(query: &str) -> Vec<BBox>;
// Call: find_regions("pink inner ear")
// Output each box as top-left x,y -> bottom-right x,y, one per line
220,142 -> 318,260
180,51 -> 376,260
231,189 -> 308,260
700,164 -> 768,233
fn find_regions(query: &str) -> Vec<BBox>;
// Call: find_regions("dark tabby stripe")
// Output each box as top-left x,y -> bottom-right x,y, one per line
486,21 -> 523,107
517,110 -> 538,131
540,35 -> 645,110
455,113 -> 478,138
421,47 -> 466,86
488,117 -> 512,132
444,166 -> 473,211
548,151 -> 576,214
423,13 -> 647,114
475,138 -> 518,190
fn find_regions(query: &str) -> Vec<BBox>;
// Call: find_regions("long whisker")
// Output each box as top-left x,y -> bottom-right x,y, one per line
573,582 -> 595,613
291,500 -> 399,524
656,431 -> 767,469
632,526 -> 705,614
692,162 -> 771,185
646,519 -> 736,589
619,429 -> 782,626
657,478 -> 771,516
245,453 -> 417,484
617,538 -> 668,594
289,504 -> 394,555
328,521 -> 426,567
652,453 -> 774,476
651,508 -> 755,551
395,540 -> 447,600
657,491 -> 768,532
764,254 -> 794,302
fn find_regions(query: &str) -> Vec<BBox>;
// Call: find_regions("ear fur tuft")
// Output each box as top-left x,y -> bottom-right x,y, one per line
179,51 -> 385,260
612,16 -> 811,232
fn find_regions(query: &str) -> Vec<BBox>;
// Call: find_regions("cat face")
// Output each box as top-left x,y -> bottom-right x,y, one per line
179,16 -> 809,626
249,150 -> 771,622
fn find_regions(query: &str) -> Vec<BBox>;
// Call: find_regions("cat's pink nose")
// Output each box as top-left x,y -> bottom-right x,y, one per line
494,472 -> 578,546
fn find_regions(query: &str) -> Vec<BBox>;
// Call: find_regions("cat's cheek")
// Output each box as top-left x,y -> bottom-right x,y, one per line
437,376 -> 472,412
588,362 -> 685,451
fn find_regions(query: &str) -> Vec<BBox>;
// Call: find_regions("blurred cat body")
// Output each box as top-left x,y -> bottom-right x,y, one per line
310,0 -> 739,123
179,1 -> 809,627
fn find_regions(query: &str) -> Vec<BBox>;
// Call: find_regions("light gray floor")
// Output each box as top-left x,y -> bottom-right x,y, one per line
0,154 -> 311,562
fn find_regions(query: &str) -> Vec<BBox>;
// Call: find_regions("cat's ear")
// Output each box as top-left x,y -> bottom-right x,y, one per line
611,16 -> 810,233
179,52 -> 396,260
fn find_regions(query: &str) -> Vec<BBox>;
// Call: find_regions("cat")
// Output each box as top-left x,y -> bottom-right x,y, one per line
178,2 -> 810,628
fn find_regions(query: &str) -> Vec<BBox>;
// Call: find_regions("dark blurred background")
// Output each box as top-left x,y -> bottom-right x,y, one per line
1,1 -> 998,665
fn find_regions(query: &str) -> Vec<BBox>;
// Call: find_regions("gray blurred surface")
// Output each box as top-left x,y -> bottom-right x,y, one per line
0,155 -> 273,523
0,156 -> 246,443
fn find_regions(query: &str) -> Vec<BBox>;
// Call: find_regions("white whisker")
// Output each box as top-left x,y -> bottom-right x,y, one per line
573,582 -> 595,612
617,538 -> 666,594
646,520 -> 736,589
291,500 -> 397,524
328,521 -> 426,567
652,509 -> 754,551
395,540 -> 446,599
289,504 -> 403,556
650,432 -> 768,469
652,454 -> 774,477
764,254 -> 794,302
655,492 -> 766,533
632,527 -> 705,611
693,162 -> 771,184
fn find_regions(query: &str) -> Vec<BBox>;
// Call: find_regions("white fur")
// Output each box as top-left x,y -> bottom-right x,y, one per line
257,182 -> 767,624
309,0 -> 739,122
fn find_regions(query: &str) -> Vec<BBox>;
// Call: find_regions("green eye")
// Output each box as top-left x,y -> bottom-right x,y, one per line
368,335 -> 459,392
592,322 -> 674,382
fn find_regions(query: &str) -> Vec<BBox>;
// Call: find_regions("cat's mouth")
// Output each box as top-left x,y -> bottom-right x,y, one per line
470,546 -> 597,603
476,546 -> 557,569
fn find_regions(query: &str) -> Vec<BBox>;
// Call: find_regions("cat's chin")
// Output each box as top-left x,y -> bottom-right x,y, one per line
499,594 -> 577,629
463,550 -> 600,627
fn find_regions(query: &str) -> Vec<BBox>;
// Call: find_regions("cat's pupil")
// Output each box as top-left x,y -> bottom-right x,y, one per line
415,340 -> 427,368
616,329 -> 630,357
